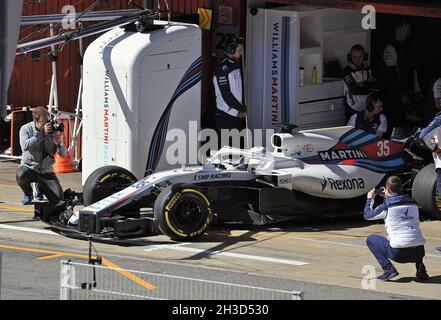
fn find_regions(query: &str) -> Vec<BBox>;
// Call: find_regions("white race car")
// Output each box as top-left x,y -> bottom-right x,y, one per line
35,126 -> 437,241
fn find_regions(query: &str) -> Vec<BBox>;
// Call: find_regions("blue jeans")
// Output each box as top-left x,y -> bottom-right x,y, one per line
16,165 -> 64,203
366,235 -> 425,271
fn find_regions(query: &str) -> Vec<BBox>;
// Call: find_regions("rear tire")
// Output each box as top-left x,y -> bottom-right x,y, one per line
154,184 -> 212,241
83,166 -> 137,206
412,163 -> 441,220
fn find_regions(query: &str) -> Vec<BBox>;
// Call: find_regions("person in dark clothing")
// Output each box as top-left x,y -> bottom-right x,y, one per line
433,78 -> 441,111
364,176 -> 429,282
16,107 -> 67,205
419,110 -> 441,254
213,37 -> 246,148
347,93 -> 387,138
343,44 -> 380,122
383,22 -> 421,127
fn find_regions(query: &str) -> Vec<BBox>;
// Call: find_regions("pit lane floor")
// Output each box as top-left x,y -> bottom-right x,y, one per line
1,160 -> 440,300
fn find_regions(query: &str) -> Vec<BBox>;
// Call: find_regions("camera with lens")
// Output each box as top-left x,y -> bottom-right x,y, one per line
374,187 -> 385,196
49,120 -> 65,133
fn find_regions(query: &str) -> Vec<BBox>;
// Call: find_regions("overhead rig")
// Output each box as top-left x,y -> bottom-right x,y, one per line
16,0 -> 173,56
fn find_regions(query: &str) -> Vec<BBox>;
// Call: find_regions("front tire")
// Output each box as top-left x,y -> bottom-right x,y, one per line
412,163 -> 441,220
154,184 -> 212,241
83,166 -> 137,206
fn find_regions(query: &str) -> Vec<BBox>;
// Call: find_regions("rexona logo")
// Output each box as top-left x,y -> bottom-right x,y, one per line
318,149 -> 367,162
321,177 -> 366,192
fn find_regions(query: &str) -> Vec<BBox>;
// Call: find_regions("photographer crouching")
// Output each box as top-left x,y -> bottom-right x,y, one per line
16,107 -> 66,205
364,176 -> 429,281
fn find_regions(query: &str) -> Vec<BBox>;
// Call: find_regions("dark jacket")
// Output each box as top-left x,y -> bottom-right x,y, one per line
343,63 -> 379,112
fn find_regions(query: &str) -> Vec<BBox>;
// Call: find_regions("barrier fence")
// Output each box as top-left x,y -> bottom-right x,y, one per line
60,260 -> 303,301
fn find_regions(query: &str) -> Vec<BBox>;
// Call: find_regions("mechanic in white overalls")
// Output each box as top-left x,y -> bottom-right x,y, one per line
419,78 -> 441,254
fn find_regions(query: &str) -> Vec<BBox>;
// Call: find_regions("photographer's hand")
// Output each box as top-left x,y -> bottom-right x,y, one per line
367,189 -> 376,199
44,123 -> 53,135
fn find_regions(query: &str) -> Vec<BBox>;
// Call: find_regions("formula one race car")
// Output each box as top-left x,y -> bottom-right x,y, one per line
34,126 -> 438,241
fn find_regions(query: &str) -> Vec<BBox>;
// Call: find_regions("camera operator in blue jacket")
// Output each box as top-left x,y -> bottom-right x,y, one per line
364,176 -> 429,281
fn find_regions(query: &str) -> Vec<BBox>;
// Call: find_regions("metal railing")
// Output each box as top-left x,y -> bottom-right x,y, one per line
60,260 -> 303,301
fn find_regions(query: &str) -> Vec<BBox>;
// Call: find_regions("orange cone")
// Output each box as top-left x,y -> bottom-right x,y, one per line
54,153 -> 77,174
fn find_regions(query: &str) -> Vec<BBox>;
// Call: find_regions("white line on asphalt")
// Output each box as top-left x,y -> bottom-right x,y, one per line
144,243 -> 192,252
0,224 -> 58,236
0,201 -> 25,206
288,236 -> 369,249
145,245 -> 309,266
2,224 -> 439,260
1,224 -> 309,266
283,236 -> 441,259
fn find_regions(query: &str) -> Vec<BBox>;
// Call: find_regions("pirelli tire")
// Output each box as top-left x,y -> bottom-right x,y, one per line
154,184 -> 212,241
412,163 -> 441,220
83,166 -> 138,206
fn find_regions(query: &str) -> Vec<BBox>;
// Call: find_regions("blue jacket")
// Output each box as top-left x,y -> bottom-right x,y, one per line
420,112 -> 441,168
364,194 -> 426,248
419,112 -> 441,151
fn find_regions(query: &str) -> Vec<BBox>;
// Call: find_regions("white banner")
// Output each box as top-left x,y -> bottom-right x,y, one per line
0,0 -> 23,119
263,14 -> 295,130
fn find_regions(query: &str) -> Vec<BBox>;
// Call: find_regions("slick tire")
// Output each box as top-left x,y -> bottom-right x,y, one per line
154,184 -> 212,241
83,166 -> 137,206
412,163 -> 441,220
